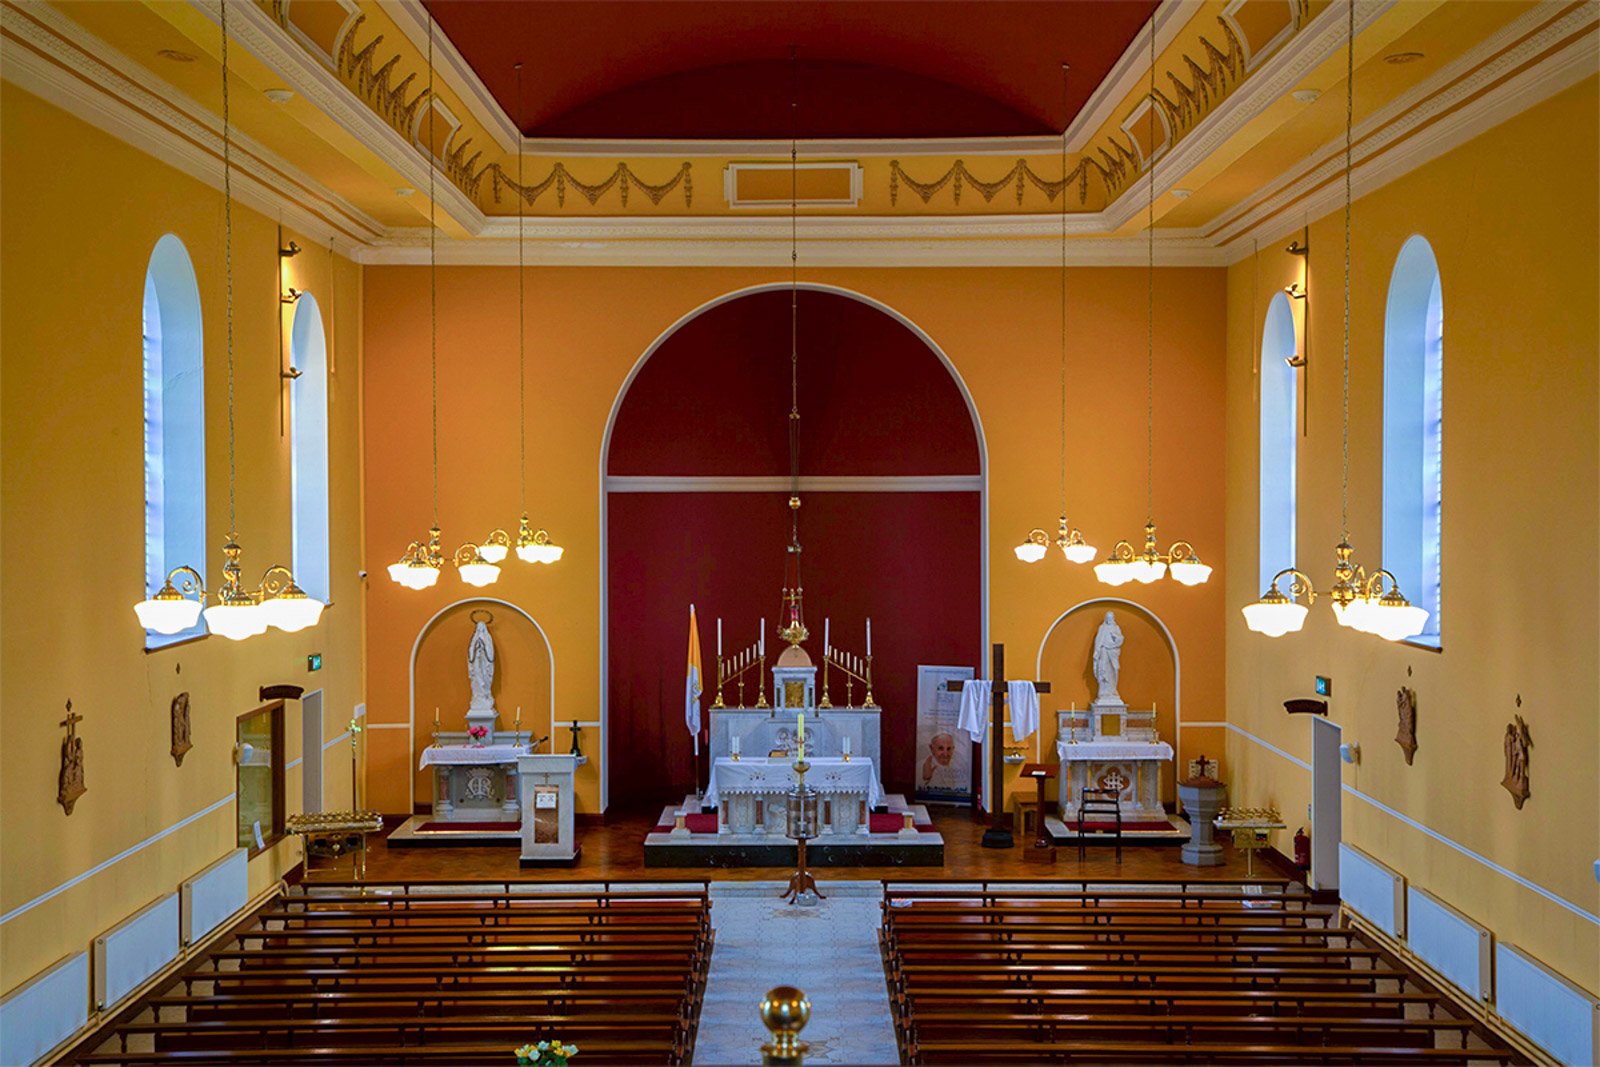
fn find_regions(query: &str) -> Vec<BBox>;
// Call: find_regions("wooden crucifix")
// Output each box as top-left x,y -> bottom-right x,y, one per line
946,644 -> 1050,849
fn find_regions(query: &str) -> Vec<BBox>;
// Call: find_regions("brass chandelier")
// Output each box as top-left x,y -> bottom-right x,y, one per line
1095,27 -> 1211,589
1242,0 -> 1427,643
476,61 -> 564,572
1015,65 -> 1096,568
134,0 -> 324,640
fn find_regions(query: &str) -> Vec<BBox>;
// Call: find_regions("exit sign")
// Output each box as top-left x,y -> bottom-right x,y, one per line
1315,675 -> 1331,697
307,653 -> 323,672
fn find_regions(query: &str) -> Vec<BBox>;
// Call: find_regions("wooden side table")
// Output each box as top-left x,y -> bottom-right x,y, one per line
1018,763 -> 1058,864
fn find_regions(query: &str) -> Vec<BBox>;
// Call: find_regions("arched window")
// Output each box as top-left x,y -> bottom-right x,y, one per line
143,235 -> 207,648
1383,235 -> 1443,647
1258,291 -> 1298,592
290,294 -> 330,605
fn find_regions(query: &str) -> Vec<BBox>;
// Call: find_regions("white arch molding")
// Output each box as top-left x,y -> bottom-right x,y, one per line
406,597 -> 556,811
1033,597 -> 1187,812
598,281 -> 990,811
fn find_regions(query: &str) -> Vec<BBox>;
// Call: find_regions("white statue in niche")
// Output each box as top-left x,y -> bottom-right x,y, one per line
1091,610 -> 1124,706
467,612 -> 497,714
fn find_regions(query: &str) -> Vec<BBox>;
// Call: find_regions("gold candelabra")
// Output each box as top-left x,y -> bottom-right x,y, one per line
714,642 -> 768,709
821,647 -> 873,708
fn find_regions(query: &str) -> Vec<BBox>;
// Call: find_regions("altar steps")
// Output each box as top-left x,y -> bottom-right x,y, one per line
386,815 -> 521,847
643,794 -> 945,867
1045,811 -> 1191,848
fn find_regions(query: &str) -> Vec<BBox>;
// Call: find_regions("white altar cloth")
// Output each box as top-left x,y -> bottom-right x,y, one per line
1056,740 -> 1174,762
704,757 -> 883,811
419,743 -> 529,769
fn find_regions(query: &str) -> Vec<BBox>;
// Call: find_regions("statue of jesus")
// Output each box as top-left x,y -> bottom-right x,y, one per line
1091,610 -> 1124,705
467,617 -> 496,714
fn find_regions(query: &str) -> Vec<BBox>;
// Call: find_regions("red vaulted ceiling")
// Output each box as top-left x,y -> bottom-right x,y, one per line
422,1 -> 1158,140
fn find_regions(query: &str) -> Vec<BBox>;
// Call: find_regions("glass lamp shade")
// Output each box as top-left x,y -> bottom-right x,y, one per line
135,593 -> 204,634
260,591 -> 325,633
457,559 -> 501,587
1330,600 -> 1362,628
1242,599 -> 1309,637
390,562 -> 440,590
1062,541 -> 1098,564
1131,559 -> 1167,584
478,542 -> 509,564
1014,540 -> 1048,563
204,601 -> 268,641
1169,558 -> 1213,586
1368,601 -> 1429,642
518,542 -> 564,564
1094,559 -> 1133,586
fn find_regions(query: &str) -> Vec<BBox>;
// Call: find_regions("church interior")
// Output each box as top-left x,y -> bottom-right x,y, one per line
2,0 -> 1597,1063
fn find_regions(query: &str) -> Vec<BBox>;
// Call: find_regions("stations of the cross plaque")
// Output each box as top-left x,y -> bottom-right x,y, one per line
947,643 -> 1050,849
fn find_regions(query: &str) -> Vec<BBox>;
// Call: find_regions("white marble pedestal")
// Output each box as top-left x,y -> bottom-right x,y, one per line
517,753 -> 582,866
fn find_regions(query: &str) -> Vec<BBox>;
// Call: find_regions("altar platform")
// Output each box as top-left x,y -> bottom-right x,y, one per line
643,792 -> 944,867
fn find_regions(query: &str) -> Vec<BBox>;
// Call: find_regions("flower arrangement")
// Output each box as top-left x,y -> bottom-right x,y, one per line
514,1040 -> 578,1066
467,724 -> 488,746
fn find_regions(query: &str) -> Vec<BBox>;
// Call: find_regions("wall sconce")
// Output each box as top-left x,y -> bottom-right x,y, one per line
281,286 -> 304,305
279,240 -> 301,258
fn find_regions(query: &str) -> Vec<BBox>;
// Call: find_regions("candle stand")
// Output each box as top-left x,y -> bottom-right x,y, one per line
781,758 -> 825,906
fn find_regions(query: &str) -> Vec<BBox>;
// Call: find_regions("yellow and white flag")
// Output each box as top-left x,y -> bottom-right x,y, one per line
686,604 -> 705,754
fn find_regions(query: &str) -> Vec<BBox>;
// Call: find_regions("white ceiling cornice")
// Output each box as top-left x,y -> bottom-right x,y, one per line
0,0 -> 385,246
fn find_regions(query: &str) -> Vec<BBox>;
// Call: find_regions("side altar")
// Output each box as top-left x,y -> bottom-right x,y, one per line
1054,612 -> 1176,827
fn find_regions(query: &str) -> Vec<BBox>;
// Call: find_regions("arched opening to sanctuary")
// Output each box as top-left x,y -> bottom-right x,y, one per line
602,285 -> 985,805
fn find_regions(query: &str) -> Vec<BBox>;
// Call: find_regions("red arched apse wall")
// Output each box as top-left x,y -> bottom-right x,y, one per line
605,287 -> 982,807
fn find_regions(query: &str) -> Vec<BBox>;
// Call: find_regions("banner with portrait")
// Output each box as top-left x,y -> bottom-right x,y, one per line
914,664 -> 975,805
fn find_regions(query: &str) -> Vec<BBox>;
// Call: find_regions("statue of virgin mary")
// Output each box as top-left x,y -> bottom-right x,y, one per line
467,616 -> 497,714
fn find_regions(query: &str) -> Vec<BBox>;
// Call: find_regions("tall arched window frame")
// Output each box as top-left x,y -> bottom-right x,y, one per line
143,235 -> 208,648
1258,291 -> 1298,593
1383,235 -> 1444,647
290,293 -> 330,605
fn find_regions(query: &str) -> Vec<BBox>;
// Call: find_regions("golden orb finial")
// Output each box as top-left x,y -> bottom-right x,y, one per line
759,985 -> 810,1064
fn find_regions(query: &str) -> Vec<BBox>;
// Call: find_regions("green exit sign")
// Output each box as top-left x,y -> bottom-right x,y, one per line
1315,675 -> 1331,696
307,653 -> 323,672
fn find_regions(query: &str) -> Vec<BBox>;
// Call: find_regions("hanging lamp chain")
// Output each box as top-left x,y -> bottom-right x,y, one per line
428,15 -> 439,527
1145,16 -> 1156,526
221,0 -> 236,536
516,61 -> 527,514
788,44 -> 801,521
1058,63 -> 1069,517
1341,0 -> 1354,542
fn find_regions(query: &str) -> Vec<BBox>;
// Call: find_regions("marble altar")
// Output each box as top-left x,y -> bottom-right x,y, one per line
704,757 -> 883,836
419,739 -> 530,821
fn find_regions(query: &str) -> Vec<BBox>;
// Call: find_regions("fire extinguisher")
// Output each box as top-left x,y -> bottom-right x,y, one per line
1293,826 -> 1311,869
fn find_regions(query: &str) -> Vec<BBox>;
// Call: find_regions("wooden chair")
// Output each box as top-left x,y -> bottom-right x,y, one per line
1076,786 -> 1123,860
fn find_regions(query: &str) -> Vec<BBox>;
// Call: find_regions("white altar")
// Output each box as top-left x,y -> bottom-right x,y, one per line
419,740 -> 531,821
704,757 -> 883,836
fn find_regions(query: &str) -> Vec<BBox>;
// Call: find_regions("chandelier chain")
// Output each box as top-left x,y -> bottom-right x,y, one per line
1145,17 -> 1156,525
221,0 -> 236,535
1058,63 -> 1069,516
427,16 -> 439,526
516,61 -> 527,512
1341,0 -> 1353,541
788,45 -> 800,509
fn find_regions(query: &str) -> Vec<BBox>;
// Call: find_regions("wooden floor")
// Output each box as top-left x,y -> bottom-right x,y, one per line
324,806 -> 1273,884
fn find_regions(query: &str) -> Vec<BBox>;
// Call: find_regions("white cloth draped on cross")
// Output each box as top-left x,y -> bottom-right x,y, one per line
958,678 -> 1041,741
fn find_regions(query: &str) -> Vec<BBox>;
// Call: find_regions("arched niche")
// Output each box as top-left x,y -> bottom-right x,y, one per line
600,283 -> 987,809
408,598 -> 554,810
1035,597 -> 1181,805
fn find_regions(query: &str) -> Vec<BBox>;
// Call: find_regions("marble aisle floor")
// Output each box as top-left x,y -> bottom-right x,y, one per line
692,882 -> 899,1066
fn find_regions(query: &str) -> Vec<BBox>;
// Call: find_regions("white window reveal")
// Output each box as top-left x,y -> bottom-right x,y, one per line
1258,291 -> 1298,593
290,293 -> 330,605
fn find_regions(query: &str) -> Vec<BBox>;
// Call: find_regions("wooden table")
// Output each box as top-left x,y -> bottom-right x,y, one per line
1018,763 -> 1058,864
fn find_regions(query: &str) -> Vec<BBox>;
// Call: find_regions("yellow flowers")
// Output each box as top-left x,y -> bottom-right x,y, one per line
513,1039 -> 580,1065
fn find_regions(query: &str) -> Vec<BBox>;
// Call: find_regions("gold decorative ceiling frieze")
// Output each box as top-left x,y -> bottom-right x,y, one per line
336,13 -> 428,137
487,162 -> 695,209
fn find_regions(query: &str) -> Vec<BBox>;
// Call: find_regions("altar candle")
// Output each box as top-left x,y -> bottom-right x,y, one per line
797,712 -> 804,741
866,617 -> 872,656
843,735 -> 851,757
732,734 -> 741,757
824,618 -> 830,655
760,619 -> 766,657
717,617 -> 722,658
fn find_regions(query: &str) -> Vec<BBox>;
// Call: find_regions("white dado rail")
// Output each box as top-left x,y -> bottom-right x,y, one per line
1339,842 -> 1598,1065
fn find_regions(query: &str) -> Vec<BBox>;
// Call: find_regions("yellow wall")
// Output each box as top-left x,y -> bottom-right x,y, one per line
1223,76 -> 1600,992
0,83 -> 366,994
360,264 -> 1229,816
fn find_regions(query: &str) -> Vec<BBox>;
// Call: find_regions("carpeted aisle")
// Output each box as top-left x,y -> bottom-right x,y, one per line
691,882 -> 898,1065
